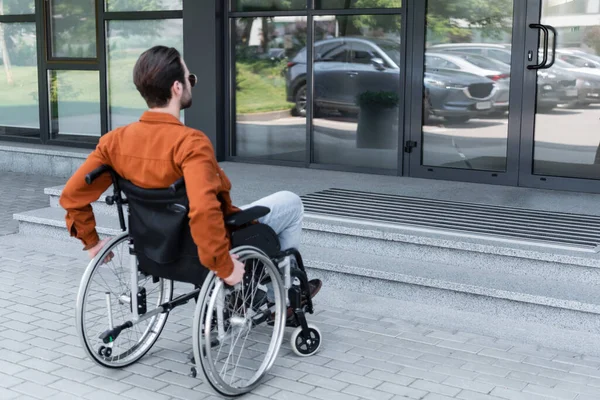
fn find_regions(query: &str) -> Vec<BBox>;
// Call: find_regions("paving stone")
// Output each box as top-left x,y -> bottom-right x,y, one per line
506,371 -> 559,387
443,376 -> 496,394
410,379 -> 461,397
48,379 -> 96,397
308,387 -> 359,400
0,373 -> 24,389
294,362 -> 339,378
522,384 -> 577,400
377,382 -> 429,399
333,371 -> 383,388
266,377 -> 315,394
14,369 -> 60,386
325,360 -> 373,376
457,389 -> 506,400
489,386 -> 549,400
154,371 -> 201,389
122,373 -> 169,392
122,387 -> 172,400
475,375 -> 528,391
342,384 -> 394,400
11,382 -> 59,399
158,384 -> 209,400
0,388 -> 20,399
356,357 -> 402,373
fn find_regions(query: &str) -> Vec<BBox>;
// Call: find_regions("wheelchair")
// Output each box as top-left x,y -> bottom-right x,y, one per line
75,165 -> 322,397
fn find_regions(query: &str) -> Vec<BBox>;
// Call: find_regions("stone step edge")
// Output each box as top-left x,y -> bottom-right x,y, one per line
308,258 -> 600,315
303,218 -> 600,270
44,184 -> 600,267
15,209 -> 600,317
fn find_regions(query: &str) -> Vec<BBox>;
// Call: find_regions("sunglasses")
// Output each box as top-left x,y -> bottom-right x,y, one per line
188,74 -> 197,88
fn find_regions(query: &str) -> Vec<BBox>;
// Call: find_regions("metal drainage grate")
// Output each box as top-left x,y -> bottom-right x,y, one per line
301,188 -> 600,252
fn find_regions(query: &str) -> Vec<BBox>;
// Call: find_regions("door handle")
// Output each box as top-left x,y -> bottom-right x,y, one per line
544,25 -> 557,69
347,71 -> 358,77
527,23 -> 549,70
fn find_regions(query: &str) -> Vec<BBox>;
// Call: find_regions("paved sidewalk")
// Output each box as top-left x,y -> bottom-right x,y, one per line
1,234 -> 600,400
0,173 -> 64,236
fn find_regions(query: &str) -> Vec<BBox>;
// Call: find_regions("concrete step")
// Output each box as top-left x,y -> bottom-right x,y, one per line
0,143 -> 88,178
14,206 -> 124,240
303,244 -> 600,335
46,185 -> 117,216
47,184 -> 600,268
3,233 -> 600,358
14,205 -> 600,338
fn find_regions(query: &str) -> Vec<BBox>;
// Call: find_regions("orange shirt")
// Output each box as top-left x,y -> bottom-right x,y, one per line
59,111 -> 239,279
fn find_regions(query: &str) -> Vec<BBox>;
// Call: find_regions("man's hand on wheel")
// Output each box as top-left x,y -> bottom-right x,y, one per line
224,254 -> 245,286
88,237 -> 113,264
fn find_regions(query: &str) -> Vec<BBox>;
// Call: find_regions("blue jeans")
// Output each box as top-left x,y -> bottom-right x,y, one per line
240,191 -> 304,302
240,191 -> 304,251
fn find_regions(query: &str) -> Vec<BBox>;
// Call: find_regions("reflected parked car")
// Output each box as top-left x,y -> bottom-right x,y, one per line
286,37 -> 498,123
552,58 -> 600,105
430,43 -> 578,110
425,51 -> 510,113
556,49 -> 600,69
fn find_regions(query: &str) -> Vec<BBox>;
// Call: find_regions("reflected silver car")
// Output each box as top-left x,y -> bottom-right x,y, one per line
426,52 -> 510,112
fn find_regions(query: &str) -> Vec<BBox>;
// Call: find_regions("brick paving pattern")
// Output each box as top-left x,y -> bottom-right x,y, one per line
1,235 -> 600,400
1,172 -> 600,399
0,172 -> 64,236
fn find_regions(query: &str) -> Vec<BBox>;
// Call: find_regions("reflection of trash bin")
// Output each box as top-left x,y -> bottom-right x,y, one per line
355,91 -> 399,149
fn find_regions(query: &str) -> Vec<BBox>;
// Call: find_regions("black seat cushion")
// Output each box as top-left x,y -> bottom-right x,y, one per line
225,206 -> 270,227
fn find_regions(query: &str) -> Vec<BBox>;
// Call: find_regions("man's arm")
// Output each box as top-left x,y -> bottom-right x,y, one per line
176,133 -> 234,280
59,144 -> 112,250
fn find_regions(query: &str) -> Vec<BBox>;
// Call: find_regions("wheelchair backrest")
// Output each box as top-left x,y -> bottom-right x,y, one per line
118,178 -> 199,265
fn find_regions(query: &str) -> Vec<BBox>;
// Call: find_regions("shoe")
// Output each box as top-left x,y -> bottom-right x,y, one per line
265,279 -> 322,322
285,279 -> 322,319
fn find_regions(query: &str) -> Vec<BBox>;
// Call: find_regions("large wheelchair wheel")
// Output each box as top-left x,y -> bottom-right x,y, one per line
192,246 -> 286,397
76,232 -> 174,368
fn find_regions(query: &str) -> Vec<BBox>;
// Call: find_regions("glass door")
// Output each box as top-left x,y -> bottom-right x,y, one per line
519,0 -> 600,192
407,0 -> 525,185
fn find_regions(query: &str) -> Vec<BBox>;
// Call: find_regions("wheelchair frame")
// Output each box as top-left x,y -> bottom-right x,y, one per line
76,164 -> 321,396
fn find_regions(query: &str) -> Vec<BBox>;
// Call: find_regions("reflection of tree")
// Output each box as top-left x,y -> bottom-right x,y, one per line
0,0 -> 14,85
106,0 -> 180,11
583,27 -> 600,57
427,0 -> 513,43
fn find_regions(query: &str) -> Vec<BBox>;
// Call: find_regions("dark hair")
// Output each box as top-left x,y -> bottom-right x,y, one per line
133,46 -> 185,108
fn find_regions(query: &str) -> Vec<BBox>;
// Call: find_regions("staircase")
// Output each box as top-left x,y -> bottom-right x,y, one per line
13,183 -> 600,356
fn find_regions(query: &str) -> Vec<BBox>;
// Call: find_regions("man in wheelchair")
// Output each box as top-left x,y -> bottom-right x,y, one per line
58,46 -> 323,396
60,45 -> 321,314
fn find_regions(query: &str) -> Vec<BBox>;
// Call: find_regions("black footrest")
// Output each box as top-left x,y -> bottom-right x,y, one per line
99,321 -> 133,344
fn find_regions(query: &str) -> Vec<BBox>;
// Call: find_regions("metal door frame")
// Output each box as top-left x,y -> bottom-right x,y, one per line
518,0 -> 600,193
406,0 -> 528,187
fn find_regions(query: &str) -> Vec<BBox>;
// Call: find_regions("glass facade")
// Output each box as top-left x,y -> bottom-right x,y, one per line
311,14 -> 402,170
107,19 -> 184,129
49,0 -> 97,59
422,0 -> 513,172
0,22 -> 39,135
229,2 -> 403,170
232,16 -> 307,161
0,0 -> 183,144
4,1 -> 600,192
49,70 -> 101,136
106,0 -> 182,12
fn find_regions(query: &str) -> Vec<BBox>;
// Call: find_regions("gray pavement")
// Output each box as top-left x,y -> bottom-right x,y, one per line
0,172 -> 65,236
2,233 -> 600,400
2,172 -> 600,399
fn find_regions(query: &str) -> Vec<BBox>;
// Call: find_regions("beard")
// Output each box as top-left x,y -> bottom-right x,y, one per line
180,90 -> 192,110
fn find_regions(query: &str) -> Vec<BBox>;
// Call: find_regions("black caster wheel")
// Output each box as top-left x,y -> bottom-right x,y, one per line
98,346 -> 112,358
290,324 -> 322,357
190,367 -> 197,378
